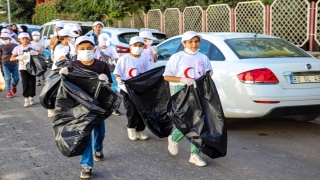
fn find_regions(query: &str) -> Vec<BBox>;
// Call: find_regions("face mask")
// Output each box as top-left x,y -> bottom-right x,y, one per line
146,40 -> 153,46
184,47 -> 199,55
2,40 -> 10,45
130,47 -> 144,55
32,36 -> 40,40
99,45 -> 107,49
77,50 -> 94,62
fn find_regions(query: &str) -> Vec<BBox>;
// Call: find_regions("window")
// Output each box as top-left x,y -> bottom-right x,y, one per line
225,38 -> 311,59
210,44 -> 225,61
81,26 -> 93,35
47,25 -> 55,39
118,33 -> 140,44
157,37 -> 182,60
152,33 -> 167,45
40,26 -> 46,39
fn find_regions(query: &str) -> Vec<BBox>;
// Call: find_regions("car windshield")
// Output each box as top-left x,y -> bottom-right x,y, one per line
118,32 -> 167,45
225,38 -> 311,59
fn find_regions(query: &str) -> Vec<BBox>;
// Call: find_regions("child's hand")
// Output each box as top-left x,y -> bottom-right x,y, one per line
180,77 -> 197,88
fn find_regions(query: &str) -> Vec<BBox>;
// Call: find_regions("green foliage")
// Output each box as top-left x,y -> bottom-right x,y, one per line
0,0 -> 36,24
33,1 -> 59,25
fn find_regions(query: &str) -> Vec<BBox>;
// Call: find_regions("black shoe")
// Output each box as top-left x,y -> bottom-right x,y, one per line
80,166 -> 92,179
112,110 -> 122,116
94,151 -> 104,162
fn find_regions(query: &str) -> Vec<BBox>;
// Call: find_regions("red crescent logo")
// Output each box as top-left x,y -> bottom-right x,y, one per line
129,68 -> 137,78
184,67 -> 195,79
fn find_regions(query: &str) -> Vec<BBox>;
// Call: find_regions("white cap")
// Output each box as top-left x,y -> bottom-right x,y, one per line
32,31 -> 41,36
129,36 -> 144,45
1,29 -> 10,34
57,29 -> 79,37
55,22 -> 64,28
18,32 -> 30,39
181,31 -> 203,42
64,23 -> 75,30
98,33 -> 111,46
0,33 -> 12,39
139,31 -> 156,40
93,21 -> 104,27
75,24 -> 82,31
75,36 -> 95,47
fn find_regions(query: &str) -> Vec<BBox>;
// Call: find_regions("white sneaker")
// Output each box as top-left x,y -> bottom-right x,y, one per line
136,131 -> 148,140
168,135 -> 178,155
24,100 -> 31,107
189,153 -> 207,167
29,99 -> 35,105
48,110 -> 54,118
127,128 -> 137,141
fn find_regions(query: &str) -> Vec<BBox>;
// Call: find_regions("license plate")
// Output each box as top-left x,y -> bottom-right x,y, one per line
290,75 -> 320,84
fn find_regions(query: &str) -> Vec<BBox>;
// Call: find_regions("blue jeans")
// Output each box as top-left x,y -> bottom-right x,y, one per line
3,66 -> 19,93
80,121 -> 105,168
111,72 -> 117,92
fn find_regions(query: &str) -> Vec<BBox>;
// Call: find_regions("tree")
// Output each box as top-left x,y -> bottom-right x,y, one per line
0,0 -> 36,24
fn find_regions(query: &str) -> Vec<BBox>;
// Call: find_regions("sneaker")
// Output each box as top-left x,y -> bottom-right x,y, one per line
136,131 -> 148,140
168,135 -> 178,155
48,111 -> 54,118
11,86 -> 17,94
6,92 -> 13,98
29,99 -> 35,105
127,128 -> 137,141
112,110 -> 122,116
80,166 -> 92,179
94,151 -> 104,162
42,77 -> 46,83
189,153 -> 207,167
24,100 -> 31,107
36,82 -> 41,86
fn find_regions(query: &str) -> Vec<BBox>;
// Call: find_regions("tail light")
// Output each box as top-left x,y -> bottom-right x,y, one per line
237,68 -> 279,84
116,45 -> 130,53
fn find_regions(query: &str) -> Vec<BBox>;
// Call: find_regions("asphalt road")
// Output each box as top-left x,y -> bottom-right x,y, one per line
0,75 -> 320,180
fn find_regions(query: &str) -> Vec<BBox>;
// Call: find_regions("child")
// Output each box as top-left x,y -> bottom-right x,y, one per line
47,29 -> 78,118
139,31 -> 158,69
163,31 -> 213,167
95,33 -> 121,116
10,32 -> 45,107
30,31 -> 45,86
0,33 -> 18,98
59,36 -> 112,179
114,36 -> 151,141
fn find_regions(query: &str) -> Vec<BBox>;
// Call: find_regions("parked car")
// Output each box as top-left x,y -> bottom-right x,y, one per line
40,19 -> 94,50
85,27 -> 167,57
155,32 -> 320,122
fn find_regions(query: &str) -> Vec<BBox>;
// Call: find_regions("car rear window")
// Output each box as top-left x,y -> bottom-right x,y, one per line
118,32 -> 167,45
225,38 -> 310,59
81,26 -> 93,35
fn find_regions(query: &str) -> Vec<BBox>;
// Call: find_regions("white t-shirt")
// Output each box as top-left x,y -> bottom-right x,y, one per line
52,44 -> 75,70
12,44 -> 37,70
30,41 -> 44,51
141,45 -> 155,69
163,51 -> 213,85
114,54 -> 151,92
94,46 -> 118,61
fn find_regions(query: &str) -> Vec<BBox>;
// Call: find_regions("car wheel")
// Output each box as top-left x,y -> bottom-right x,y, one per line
289,114 -> 318,122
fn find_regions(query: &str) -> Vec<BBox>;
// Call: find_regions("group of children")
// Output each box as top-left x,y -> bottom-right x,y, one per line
0,24 -> 46,106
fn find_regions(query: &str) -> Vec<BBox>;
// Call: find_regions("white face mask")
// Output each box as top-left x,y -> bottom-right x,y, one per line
184,47 -> 199,55
32,36 -> 40,40
130,47 -> 144,55
146,39 -> 153,46
2,39 -> 10,45
77,50 -> 95,62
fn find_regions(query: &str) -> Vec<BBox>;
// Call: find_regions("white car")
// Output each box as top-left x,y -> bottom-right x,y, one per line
85,27 -> 167,57
155,33 -> 320,121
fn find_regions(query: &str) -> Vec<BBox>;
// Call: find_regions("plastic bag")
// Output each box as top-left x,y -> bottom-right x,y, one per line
98,47 -> 115,71
53,67 -> 120,157
26,55 -> 47,76
124,66 -> 173,138
167,71 -> 228,159
0,69 -> 5,92
39,60 -> 70,109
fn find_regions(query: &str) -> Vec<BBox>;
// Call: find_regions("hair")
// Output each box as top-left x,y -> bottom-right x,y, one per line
12,24 -> 18,34
20,25 -> 28,32
183,36 -> 201,44
53,36 -> 68,51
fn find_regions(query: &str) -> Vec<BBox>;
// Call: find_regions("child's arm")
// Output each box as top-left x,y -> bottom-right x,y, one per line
164,76 -> 182,82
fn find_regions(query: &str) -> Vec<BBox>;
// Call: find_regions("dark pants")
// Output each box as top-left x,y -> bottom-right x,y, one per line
120,89 -> 145,131
20,70 -> 36,97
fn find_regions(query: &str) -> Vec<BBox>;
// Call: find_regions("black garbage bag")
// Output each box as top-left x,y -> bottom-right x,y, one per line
53,67 -> 120,157
167,71 -> 227,159
26,55 -> 47,76
39,60 -> 70,109
124,66 -> 173,138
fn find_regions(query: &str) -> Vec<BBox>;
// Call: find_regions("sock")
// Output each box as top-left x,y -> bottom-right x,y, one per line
24,98 -> 29,102
29,97 -> 33,100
